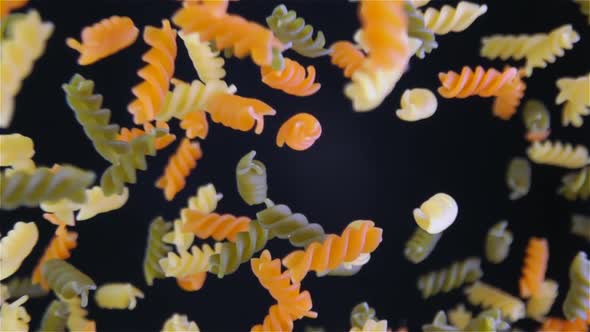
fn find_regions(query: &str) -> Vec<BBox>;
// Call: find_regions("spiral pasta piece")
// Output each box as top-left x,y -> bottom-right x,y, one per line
506,157 -> 531,200
396,88 -> 438,122
522,99 -> 551,142
181,0 -> 228,15
173,5 -> 284,67
485,221 -> 513,264
0,134 -> 35,171
159,244 -> 215,278
563,251 -> 590,321
117,121 -> 176,151
539,317 -> 588,332
257,202 -> 326,248
344,63 -> 403,112
527,140 -> 589,169
180,31 -> 225,83
143,217 -> 173,286
175,272 -> 207,292
404,226 -> 442,264
522,25 -> 579,77
283,220 -> 383,283
413,193 -> 458,234
350,319 -> 388,332
423,2 -> 487,35
481,32 -> 545,62
161,313 -> 200,332
128,20 -> 177,124
422,311 -> 458,332
38,300 -> 68,332
32,223 -> 78,289
181,209 -> 251,242
447,304 -> 472,330
527,279 -> 558,321
320,253 -> 371,277
187,183 -> 223,214
330,41 -> 365,78
180,110 -> 209,139
236,151 -> 268,206
163,219 -> 195,253
0,0 -> 27,18
519,237 -> 549,298
492,72 -> 526,120
0,10 -> 53,128
66,16 -> 139,65
76,186 -> 129,221
350,302 -> 377,329
0,222 -> 38,281
464,281 -> 525,322
64,296 -> 95,332
276,113 -> 322,151
560,167 -> 590,201
41,259 -> 96,307
556,73 -> 589,127
94,283 -> 144,310
571,214 -> 590,241
206,93 -> 276,134
437,66 -> 519,99
0,296 -> 30,332
156,139 -> 202,201
251,303 -> 294,332
405,1 -> 437,59
465,309 -> 510,331
4,277 -> 48,300
417,257 -> 482,298
261,58 -> 321,97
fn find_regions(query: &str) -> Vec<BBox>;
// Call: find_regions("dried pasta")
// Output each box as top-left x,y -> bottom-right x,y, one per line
350,318 -> 388,332
396,88 -> 438,122
66,16 -> 139,65
350,302 -> 377,329
41,259 -> 96,307
261,58 -> 321,97
404,226 -> 442,264
344,62 -> 402,112
527,279 -> 558,321
276,113 -> 322,151
571,214 -> 590,241
206,93 -> 276,134
0,296 -> 30,332
563,251 -> 590,321
519,237 -> 549,298
417,257 -> 482,298
405,1 -> 437,59
506,157 -> 531,200
180,31 -> 226,83
181,209 -> 251,242
32,223 -> 78,289
560,167 -> 590,200
159,244 -> 215,278
163,219 -> 195,252
156,139 -> 203,201
527,140 -> 589,169
330,41 -> 365,78
4,277 -> 48,299
413,193 -> 458,234
422,2 -> 487,35
447,304 -> 471,330
522,99 -> 551,142
320,253 -> 371,277
0,134 -> 35,171
437,66 -> 519,99
180,110 -> 209,139
187,183 -> 223,214
236,151 -> 268,206
38,300 -> 68,332
161,313 -> 200,332
0,222 -> 38,281
555,73 -> 589,127
176,272 -> 207,292
464,281 -> 525,322
64,296 -> 95,332
492,71 -> 525,120
117,121 -> 176,150
76,186 -> 129,221
128,20 -> 177,124
0,0 -> 28,18
539,317 -> 588,332
465,309 -> 510,331
143,217 -> 172,286
485,221 -> 513,264
251,303 -> 294,332
94,283 -> 144,310
0,10 -> 53,128
522,25 -> 579,76
574,0 -> 590,24
422,311 -> 458,332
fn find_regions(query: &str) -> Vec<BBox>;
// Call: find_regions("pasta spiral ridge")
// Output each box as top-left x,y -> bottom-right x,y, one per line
344,63 -> 402,112
527,279 -> 558,321
571,214 -> 590,241
560,167 -> 590,201
41,259 -> 96,307
481,33 -> 545,61
0,165 -> 95,210
563,251 -> 590,321
66,16 -> 139,65
404,1 -> 437,59
519,237 -> 549,298
94,283 -> 144,310
64,297 -> 95,332
128,20 -> 177,124
161,313 -> 200,332
522,99 -> 551,142
117,121 -> 176,151
485,221 -> 513,264
180,110 -> 209,139
236,151 -> 268,206
159,244 -> 215,278
143,217 -> 173,286
350,302 -> 377,329
0,296 -> 30,332
180,31 -> 225,83
423,2 -> 488,35
539,317 -> 588,332
276,113 -> 322,151
32,223 -> 78,289
437,66 -> 519,99
181,209 -> 251,242
492,71 -> 526,120
156,139 -> 202,201
5,277 -> 48,299
330,41 -> 365,78
396,88 -> 438,122
257,202 -> 326,248
506,157 -> 531,200
38,300 -> 68,332
527,140 -> 589,169
417,257 -> 483,298
206,93 -> 276,134
404,226 -> 442,264
522,25 -> 579,76
261,58 -> 321,97
187,183 -> 223,213
63,74 -> 131,163
350,318 -> 388,332
266,4 -> 330,58
555,73 -> 589,128
464,281 -> 525,322
282,220 -> 383,282
251,304 -> 294,332
447,304 -> 472,330
0,134 -> 35,171
0,222 -> 38,281
422,311 -> 458,332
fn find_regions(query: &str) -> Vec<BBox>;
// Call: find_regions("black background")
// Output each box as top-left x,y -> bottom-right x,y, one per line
1,0 -> 589,331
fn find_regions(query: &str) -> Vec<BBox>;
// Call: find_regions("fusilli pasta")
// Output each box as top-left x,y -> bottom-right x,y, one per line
64,296 -> 95,332
181,209 -> 251,242
180,110 -> 209,139
437,66 -> 519,99
465,309 -> 510,331
4,277 -> 48,299
555,73 -> 589,127
485,221 -> 513,264
163,219 -> 195,252
187,183 -> 223,214
180,31 -> 226,83
447,304 -> 471,330
527,140 -> 589,169
539,316 -> 587,332
396,88 -> 438,122
206,93 -> 276,134
413,193 -> 458,234
32,223 -> 78,289
156,139 -> 203,201
506,157 -> 531,200
422,311 -> 458,332
519,237 -> 549,298
161,313 -> 200,332
417,257 -> 482,298
41,259 -> 96,307
404,226 -> 441,264
159,244 -> 215,278
563,251 -> 590,321
527,279 -> 558,321
350,318 -> 388,332
251,303 -> 294,332
522,25 -> 579,76
0,134 -> 35,171
261,58 -> 321,97
405,1 -> 437,59
236,151 -> 268,206
559,167 -> 590,200
571,214 -> 590,241
522,99 -> 551,142
94,283 -> 144,310
143,217 -> 172,286
0,296 -> 30,332
0,222 -> 38,281
276,113 -> 322,151
464,281 -> 525,322
422,2 -> 487,35
76,186 -> 129,221
492,70 -> 525,120
344,62 -> 402,112
117,121 -> 176,150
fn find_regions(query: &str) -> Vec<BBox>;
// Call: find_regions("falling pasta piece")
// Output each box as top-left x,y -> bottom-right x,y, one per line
555,73 -> 589,128
522,99 -> 551,142
330,41 -> 365,78
423,2 -> 488,35
260,58 -> 321,96
396,88 -> 438,122
506,157 -> 531,200
0,134 -> 35,171
206,93 -> 276,134
527,279 -> 558,321
156,139 -> 203,201
417,257 -> 483,298
519,237 -> 549,298
562,252 -> 590,321
571,214 -> 590,241
94,283 -> 144,310
236,151 -> 268,206
0,222 -> 38,281
527,141 -> 589,169
413,193 -> 458,234
276,113 -> 322,151
76,186 -> 129,221
485,221 -> 513,264
161,313 -> 200,332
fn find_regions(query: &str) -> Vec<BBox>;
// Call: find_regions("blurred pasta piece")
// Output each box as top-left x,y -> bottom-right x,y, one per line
404,226 -> 442,264
350,302 -> 377,330
519,237 -> 548,298
571,214 -> 590,241
555,73 -> 589,128
32,223 -> 78,289
186,183 -> 223,214
417,257 -> 482,298
404,1 -> 437,58
485,221 -> 513,264
464,281 -> 525,322
559,167 -> 590,200
527,140 -> 589,169
413,193 -> 458,234
206,93 -> 276,134
117,121 -> 176,150
0,0 -> 28,18
276,113 -> 322,151
180,31 -> 226,83
236,151 -> 268,206
396,88 -> 437,122
0,222 -> 38,281
4,277 -> 48,299
95,283 -> 144,310
76,186 -> 128,221
447,304 -> 472,330
522,99 -> 551,142
180,110 -> 209,139
527,279 -> 558,321
41,260 -> 96,307
422,2 -> 487,35
38,300 -> 68,332
156,139 -> 203,201
161,313 -> 200,332
422,311 -> 457,332
0,134 -> 35,171
344,62 -> 402,112
539,316 -> 588,332
330,41 -> 365,78
143,217 -> 172,286
0,295 -> 30,332
261,58 -> 321,96
573,0 -> 590,24
349,318 -> 388,332
181,209 -> 251,242
64,296 -> 96,332
562,251 -> 590,321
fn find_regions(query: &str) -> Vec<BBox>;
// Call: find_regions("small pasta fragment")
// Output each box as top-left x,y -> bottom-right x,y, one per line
0,296 -> 30,332
404,226 -> 441,264
559,167 -> 590,201
396,88 -> 437,122
485,221 -> 513,264
422,2 -> 487,35
187,183 -> 223,214
562,251 -> 590,321
413,193 -> 458,234
0,0 -> 28,18
527,141 -> 589,169
571,214 -> 590,241
66,16 -> 139,65
206,93 -> 276,134
276,113 -> 322,151
38,300 -> 68,332
261,58 -> 321,97
76,186 -> 128,221
94,283 -> 144,310
404,1 -> 437,58
555,73 -> 589,128
522,99 -> 551,142
180,31 -> 225,83
465,281 -> 525,322
417,257 -> 482,298
527,279 -> 558,321
161,313 -> 200,332
65,296 -> 96,332
350,302 -> 377,330
519,237 -> 549,298
539,316 -> 588,332
156,139 -> 203,201
41,259 -> 96,307
350,319 -> 388,332
181,209 -> 251,242
0,134 -> 35,171
506,157 -> 531,200
0,222 -> 38,281
32,223 -> 78,289
330,41 -> 365,78
344,63 -> 403,112
236,151 -> 268,206
447,304 -> 472,330
143,217 -> 172,286
176,272 -> 207,292
422,311 -> 458,332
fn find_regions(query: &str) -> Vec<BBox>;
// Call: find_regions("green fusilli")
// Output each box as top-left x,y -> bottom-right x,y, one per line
404,226 -> 442,264
417,257 -> 483,298
142,217 -> 172,286
5,277 -> 48,299
559,166 -> 589,200
41,259 -> 96,307
350,302 -> 377,329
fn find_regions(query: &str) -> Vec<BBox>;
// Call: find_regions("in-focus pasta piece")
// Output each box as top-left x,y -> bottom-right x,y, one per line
0,134 -> 35,171
181,209 -> 250,242
32,223 -> 78,289
180,31 -> 226,83
38,300 -> 68,332
159,244 -> 215,278
117,121 -> 176,150
404,226 -> 441,264
485,221 -> 513,264
571,214 -> 590,241
437,66 -> 518,99
519,237 -> 549,298
422,2 -> 487,35
464,281 -> 525,322
4,277 -> 48,299
143,217 -> 172,286
187,183 -> 223,214
94,283 -> 144,310
559,167 -> 590,201
350,302 -> 377,330
422,311 -> 458,332
66,16 -> 139,65
251,303 -> 294,332
404,1 -> 437,58
236,151 -> 268,206
161,313 -> 200,332
506,157 -> 531,200
0,10 -> 53,128
417,257 -> 482,298
527,141 -> 589,169
527,279 -> 558,321
76,186 -> 129,221
156,139 -> 203,201
396,88 -> 438,122
447,304 -> 472,330
562,251 -> 590,321
555,73 -> 589,127
350,318 -> 388,332
41,259 -> 96,307
261,58 -> 321,96
522,99 -> 551,142
330,41 -> 365,78
180,110 -> 209,139
413,193 -> 458,234
344,62 -> 402,112
0,222 -> 38,281
522,25 -> 579,76
276,113 -> 322,151
163,219 -> 195,253
0,296 -> 30,332
492,71 -> 526,120
206,93 -> 276,134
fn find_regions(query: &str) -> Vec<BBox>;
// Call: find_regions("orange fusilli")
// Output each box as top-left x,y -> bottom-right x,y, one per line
330,41 -> 365,78
206,93 -> 276,134
519,237 -> 549,298
117,121 -> 176,150
251,304 -> 294,332
260,58 -> 321,97
180,111 -> 209,139
181,209 -> 251,242
176,272 -> 207,292
156,139 -> 203,201
438,66 -> 519,98
276,113 -> 322,151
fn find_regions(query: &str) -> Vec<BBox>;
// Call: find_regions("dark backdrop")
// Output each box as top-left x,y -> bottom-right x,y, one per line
1,0 -> 589,331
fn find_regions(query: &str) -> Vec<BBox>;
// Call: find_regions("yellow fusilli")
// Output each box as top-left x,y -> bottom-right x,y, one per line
422,2 -> 487,35
464,281 -> 525,322
179,32 -> 226,83
0,222 -> 38,281
0,134 -> 35,171
527,140 -> 589,169
555,73 -> 589,128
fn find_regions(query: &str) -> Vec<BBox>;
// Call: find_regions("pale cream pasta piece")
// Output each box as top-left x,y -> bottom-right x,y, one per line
317,253 -> 371,277
555,73 -> 589,128
527,140 -> 589,169
0,134 -> 35,171
526,279 -> 558,321
571,214 -> 590,241
447,303 -> 472,330
464,281 -> 525,322
422,2 -> 487,35
159,244 -> 215,278
0,222 -> 38,281
162,219 -> 195,252
413,193 -> 458,234
396,88 -> 438,122
161,313 -> 200,332
354,30 -> 422,59
344,62 -> 403,112
76,186 -> 129,220
350,318 -> 388,332
40,198 -> 83,226
0,284 -> 8,305
522,25 -> 579,77
0,296 -> 30,332
187,183 -> 223,214
179,32 -> 226,83
95,283 -> 144,310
